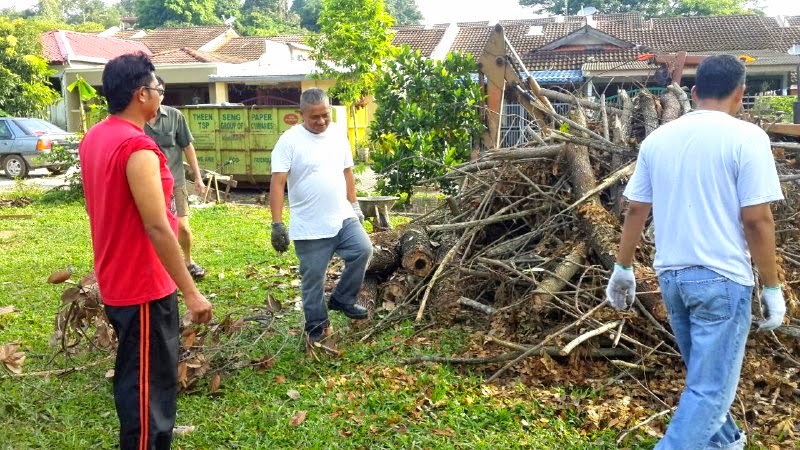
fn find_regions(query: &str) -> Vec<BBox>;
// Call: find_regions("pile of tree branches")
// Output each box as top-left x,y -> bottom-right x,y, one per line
358,82 -> 800,445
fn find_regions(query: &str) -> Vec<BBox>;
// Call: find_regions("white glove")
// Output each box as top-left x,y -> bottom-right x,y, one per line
352,201 -> 365,224
758,286 -> 786,331
606,263 -> 636,310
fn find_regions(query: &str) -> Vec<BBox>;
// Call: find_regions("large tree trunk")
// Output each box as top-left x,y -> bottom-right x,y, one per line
564,111 -> 620,271
400,225 -> 435,277
660,91 -> 681,124
632,91 -> 659,142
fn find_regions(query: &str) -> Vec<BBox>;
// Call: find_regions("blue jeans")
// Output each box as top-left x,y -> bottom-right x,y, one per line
656,266 -> 752,450
293,218 -> 372,336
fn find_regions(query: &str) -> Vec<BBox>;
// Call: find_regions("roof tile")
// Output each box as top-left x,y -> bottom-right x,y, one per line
150,47 -> 248,65
136,26 -> 231,52
392,27 -> 446,56
41,30 -> 151,64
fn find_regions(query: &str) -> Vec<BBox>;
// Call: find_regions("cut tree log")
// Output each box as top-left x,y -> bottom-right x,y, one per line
540,87 -> 624,116
354,277 -> 379,322
632,90 -> 659,141
530,242 -> 587,309
380,271 -> 412,305
400,225 -> 435,277
660,91 -> 681,123
367,230 -> 401,275
667,83 -> 691,115
563,110 -> 620,270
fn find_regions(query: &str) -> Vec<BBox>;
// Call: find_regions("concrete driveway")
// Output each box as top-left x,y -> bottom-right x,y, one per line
0,169 -> 69,192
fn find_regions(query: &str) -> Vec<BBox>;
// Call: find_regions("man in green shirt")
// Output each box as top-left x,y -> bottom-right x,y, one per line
145,76 -> 207,279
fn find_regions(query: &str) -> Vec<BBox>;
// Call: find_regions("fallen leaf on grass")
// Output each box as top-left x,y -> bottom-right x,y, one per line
61,287 -> 81,304
275,375 -> 286,384
209,374 -> 221,393
265,295 -> 282,313
105,369 -> 115,378
173,425 -> 196,437
48,270 -> 72,284
182,329 -> 197,348
251,356 -> 275,372
287,389 -> 301,400
0,343 -> 25,374
289,411 -> 307,427
0,306 -> 15,316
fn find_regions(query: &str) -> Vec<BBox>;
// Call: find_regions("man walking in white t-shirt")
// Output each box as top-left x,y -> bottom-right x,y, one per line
606,55 -> 786,449
269,88 -> 372,349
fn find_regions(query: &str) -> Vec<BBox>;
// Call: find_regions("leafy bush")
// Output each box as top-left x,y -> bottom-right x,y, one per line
370,46 -> 485,201
753,96 -> 796,123
39,135 -> 85,204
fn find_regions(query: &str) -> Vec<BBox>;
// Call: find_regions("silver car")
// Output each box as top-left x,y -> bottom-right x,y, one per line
0,118 -> 77,178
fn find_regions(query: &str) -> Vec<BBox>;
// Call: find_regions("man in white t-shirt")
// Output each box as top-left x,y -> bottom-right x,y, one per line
606,55 -> 786,449
269,88 -> 372,350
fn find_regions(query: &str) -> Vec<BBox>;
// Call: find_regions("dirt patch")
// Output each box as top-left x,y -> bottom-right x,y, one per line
0,230 -> 17,240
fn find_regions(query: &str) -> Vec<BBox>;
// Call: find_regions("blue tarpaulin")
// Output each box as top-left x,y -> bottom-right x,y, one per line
470,69 -> 583,84
530,70 -> 583,84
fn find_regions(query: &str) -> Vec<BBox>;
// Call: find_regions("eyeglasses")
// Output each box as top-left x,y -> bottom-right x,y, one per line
141,86 -> 165,96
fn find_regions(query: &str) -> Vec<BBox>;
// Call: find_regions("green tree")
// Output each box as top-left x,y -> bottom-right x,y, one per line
135,0 -> 220,28
371,47 -> 485,201
36,0 -> 63,21
238,0 -> 301,35
516,0 -> 758,17
672,0 -> 755,16
214,0 -> 243,23
385,0 -> 422,25
310,0 -> 396,106
292,0 -> 420,31
290,0 -> 322,31
117,0 -> 138,16
63,0 -> 121,28
0,17 -> 59,117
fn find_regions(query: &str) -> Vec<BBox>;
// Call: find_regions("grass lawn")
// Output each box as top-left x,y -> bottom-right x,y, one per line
0,186 -> 657,450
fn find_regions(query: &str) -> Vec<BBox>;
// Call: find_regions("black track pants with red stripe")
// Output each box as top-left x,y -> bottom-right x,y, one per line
106,292 -> 179,450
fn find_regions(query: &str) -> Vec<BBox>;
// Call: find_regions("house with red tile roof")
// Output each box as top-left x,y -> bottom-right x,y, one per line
42,26 -> 244,131
41,14 -> 800,133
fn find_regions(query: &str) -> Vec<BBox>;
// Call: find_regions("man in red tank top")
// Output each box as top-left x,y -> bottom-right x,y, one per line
79,52 -> 213,450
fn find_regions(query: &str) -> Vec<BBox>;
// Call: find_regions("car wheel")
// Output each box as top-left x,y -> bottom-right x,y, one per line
3,155 -> 29,179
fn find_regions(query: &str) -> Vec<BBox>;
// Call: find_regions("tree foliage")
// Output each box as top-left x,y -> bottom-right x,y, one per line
237,0 -> 302,35
292,0 -> 420,32
384,0 -> 422,25
371,47 -> 485,200
0,17 -> 59,117
516,0 -> 759,17
29,0 -> 121,28
309,0 -> 396,106
290,0 -> 323,31
135,0 -> 220,28
672,0 -> 755,16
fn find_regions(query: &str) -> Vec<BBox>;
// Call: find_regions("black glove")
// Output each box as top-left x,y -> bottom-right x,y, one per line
271,223 -> 290,253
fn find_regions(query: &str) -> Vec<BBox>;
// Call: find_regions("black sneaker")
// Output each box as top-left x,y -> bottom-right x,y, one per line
328,298 -> 368,320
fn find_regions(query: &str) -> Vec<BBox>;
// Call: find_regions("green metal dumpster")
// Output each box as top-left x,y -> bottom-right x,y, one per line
180,105 -> 343,184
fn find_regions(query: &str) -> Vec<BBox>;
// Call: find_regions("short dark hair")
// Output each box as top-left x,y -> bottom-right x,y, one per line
102,52 -> 156,114
155,75 -> 164,87
694,55 -> 746,100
